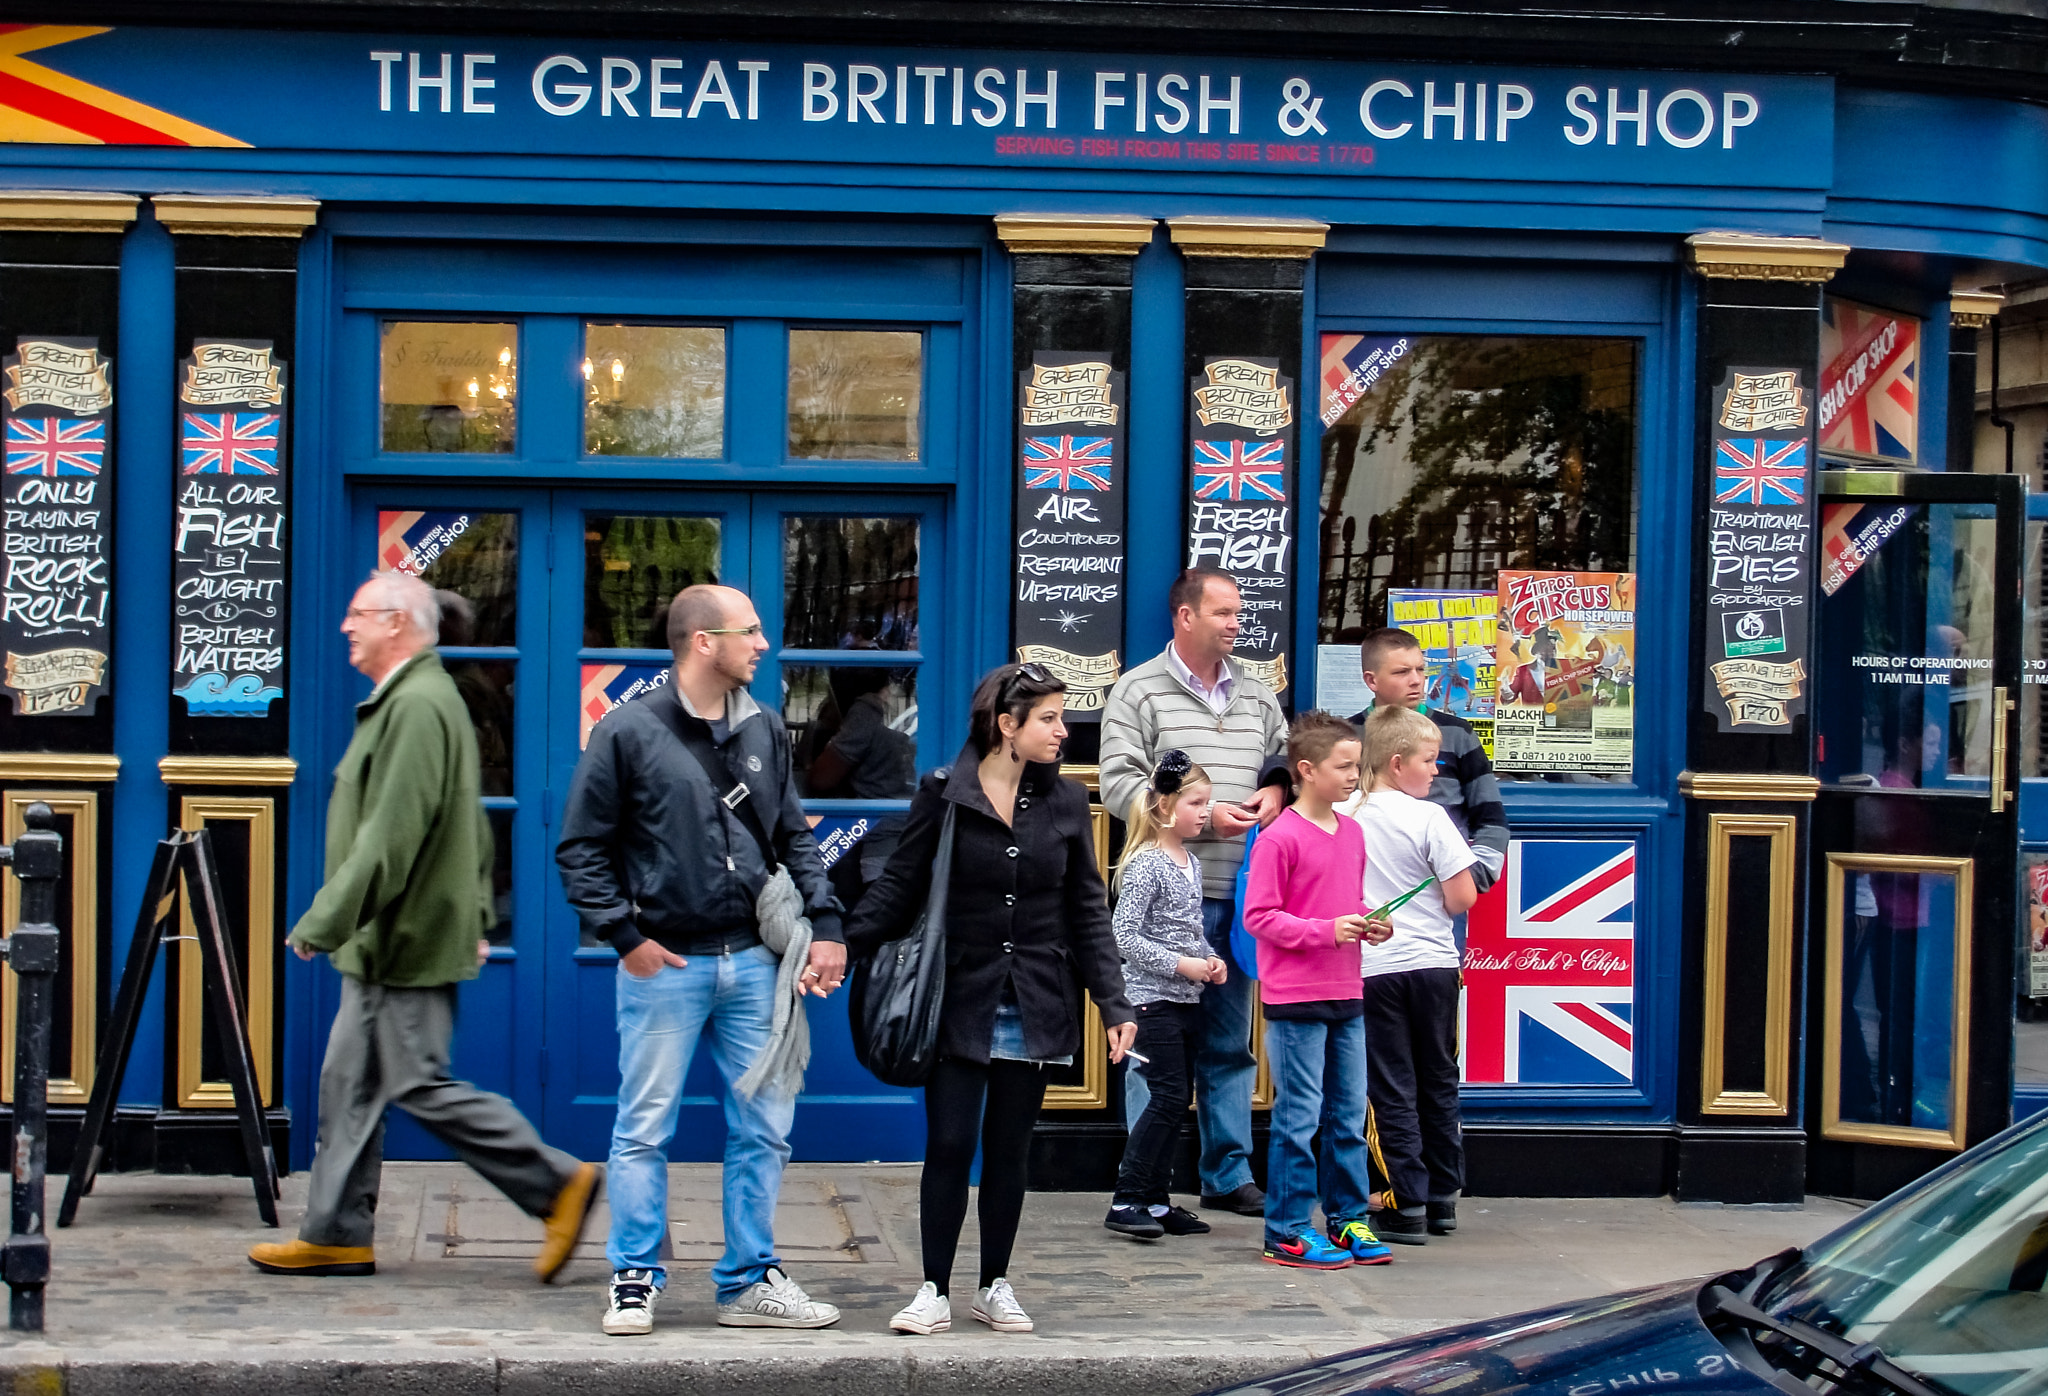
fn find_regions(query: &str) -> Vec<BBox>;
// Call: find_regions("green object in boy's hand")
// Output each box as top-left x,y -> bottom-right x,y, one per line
1368,876 -> 1436,922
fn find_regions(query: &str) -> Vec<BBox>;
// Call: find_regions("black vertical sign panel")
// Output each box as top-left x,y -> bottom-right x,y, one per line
1186,355 -> 1297,696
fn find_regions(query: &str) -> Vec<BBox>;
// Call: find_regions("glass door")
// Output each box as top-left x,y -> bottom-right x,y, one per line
1810,469 -> 2025,1199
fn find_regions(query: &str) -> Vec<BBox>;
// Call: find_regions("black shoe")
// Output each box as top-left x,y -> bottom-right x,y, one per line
1370,1208 -> 1429,1245
1427,1201 -> 1457,1235
1104,1203 -> 1165,1239
1200,1182 -> 1266,1216
1158,1205 -> 1210,1236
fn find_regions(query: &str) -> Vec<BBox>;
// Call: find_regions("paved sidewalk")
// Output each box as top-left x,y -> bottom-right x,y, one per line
0,1163 -> 1859,1395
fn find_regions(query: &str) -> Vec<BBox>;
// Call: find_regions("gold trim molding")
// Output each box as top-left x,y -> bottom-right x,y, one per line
0,753 -> 120,783
1167,215 -> 1329,259
1044,799 -> 1115,1109
1679,771 -> 1819,803
996,214 -> 1155,256
177,796 -> 277,1109
1951,290 -> 2004,330
0,191 -> 138,234
159,756 -> 299,787
1686,232 -> 1848,283
3,792 -> 98,1105
1701,814 -> 1796,1116
151,195 -> 319,238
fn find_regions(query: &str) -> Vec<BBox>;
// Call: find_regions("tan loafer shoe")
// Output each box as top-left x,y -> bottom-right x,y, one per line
535,1161 -> 602,1284
248,1239 -> 375,1276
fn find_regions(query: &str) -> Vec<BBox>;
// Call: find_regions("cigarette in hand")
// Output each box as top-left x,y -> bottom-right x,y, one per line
1124,1049 -> 1152,1066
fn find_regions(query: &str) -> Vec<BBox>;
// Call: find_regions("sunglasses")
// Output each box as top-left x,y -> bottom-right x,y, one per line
1000,661 -> 1053,704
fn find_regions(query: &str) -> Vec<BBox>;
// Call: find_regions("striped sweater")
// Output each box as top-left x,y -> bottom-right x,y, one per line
1101,646 -> 1288,900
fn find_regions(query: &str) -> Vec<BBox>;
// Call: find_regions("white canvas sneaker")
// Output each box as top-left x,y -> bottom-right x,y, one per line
602,1268 -> 658,1336
971,1277 -> 1033,1333
888,1280 -> 952,1334
716,1265 -> 842,1328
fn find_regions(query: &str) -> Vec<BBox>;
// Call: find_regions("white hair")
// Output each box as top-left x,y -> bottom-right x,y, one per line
363,569 -> 440,645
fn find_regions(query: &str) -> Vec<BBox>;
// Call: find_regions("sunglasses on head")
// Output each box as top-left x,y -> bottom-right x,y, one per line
1000,661 -> 1053,704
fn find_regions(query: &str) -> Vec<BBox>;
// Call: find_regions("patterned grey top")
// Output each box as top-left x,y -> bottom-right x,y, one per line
1112,847 -> 1212,1005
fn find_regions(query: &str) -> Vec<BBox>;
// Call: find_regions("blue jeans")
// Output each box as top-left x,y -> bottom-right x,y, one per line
607,944 -> 793,1301
1263,1013 -> 1371,1241
1122,898 -> 1256,1196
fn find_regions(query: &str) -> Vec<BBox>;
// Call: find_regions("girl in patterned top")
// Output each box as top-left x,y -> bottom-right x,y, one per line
1105,750 -> 1225,1240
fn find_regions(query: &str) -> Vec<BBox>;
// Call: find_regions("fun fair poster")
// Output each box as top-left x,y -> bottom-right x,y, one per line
1493,570 -> 1634,776
1388,587 -> 1497,756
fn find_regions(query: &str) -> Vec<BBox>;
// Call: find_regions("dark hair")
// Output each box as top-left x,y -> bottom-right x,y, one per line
1360,626 -> 1425,675
1168,567 -> 1238,619
1287,709 -> 1361,772
967,662 -> 1067,758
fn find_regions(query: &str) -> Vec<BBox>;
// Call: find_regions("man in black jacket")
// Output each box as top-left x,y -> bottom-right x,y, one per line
557,584 -> 845,1337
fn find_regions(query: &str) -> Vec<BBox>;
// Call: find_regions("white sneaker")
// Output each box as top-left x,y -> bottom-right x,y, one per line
603,1268 -> 658,1336
971,1277 -> 1033,1333
889,1280 -> 951,1334
716,1265 -> 842,1328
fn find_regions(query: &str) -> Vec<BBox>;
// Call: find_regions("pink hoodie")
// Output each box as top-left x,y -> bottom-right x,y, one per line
1243,807 -> 1367,1005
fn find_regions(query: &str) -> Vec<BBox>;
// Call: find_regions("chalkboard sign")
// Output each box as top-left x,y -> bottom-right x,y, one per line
1012,351 -> 1127,716
0,337 -> 115,717
1186,355 -> 1296,695
172,339 -> 288,716
1703,365 -> 1815,731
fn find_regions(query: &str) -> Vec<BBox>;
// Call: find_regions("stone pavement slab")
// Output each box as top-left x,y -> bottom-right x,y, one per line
0,1163 -> 1860,1395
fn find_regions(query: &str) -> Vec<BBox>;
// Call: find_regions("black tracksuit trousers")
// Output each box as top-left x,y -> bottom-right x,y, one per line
1362,967 -> 1464,1211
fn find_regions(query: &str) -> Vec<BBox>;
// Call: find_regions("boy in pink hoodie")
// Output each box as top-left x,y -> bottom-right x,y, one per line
1244,711 -> 1392,1270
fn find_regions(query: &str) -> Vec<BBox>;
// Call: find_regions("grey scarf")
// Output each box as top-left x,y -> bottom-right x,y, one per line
733,866 -> 813,1100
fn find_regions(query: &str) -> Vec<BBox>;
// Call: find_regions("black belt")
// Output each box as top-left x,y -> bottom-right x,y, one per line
668,927 -> 762,957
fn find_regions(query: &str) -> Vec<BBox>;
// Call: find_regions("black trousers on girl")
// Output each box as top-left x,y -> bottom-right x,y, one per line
920,1056 -> 1049,1294
1112,1000 -> 1200,1205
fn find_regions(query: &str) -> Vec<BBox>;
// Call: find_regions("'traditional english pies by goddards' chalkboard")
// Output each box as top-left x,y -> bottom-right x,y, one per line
0,337 -> 114,716
1187,355 -> 1296,695
173,340 -> 288,716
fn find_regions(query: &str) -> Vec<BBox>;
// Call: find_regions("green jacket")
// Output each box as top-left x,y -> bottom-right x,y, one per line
288,650 -> 493,986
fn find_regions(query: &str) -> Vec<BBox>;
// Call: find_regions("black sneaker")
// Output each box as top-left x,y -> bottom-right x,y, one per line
1104,1203 -> 1165,1239
1428,1201 -> 1458,1235
1157,1205 -> 1210,1235
1199,1182 -> 1266,1216
1370,1208 -> 1429,1245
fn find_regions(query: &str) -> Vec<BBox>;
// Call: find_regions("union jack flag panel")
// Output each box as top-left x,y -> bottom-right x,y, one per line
1191,438 -> 1286,501
5,417 -> 104,476
182,412 -> 280,475
1820,299 -> 1918,462
1022,435 -> 1113,490
1461,839 -> 1635,1086
1714,438 -> 1808,507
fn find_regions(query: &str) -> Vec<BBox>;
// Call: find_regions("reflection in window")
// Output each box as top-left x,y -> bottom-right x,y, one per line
788,666 -> 918,800
583,515 -> 721,648
788,330 -> 922,460
1836,865 -> 1960,1134
782,516 -> 919,651
377,510 -> 519,647
2024,854 -> 2048,1082
486,805 -> 514,945
2024,519 -> 2046,779
584,324 -> 725,459
380,322 -> 517,453
446,660 -> 514,796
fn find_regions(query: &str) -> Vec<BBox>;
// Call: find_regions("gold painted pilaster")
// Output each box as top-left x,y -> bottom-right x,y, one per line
151,195 -> 318,238
159,755 -> 298,787
1167,215 -> 1328,260
1700,813 -> 1796,1116
175,796 -> 277,1108
1951,289 -> 2003,330
1679,770 -> 1819,802
1686,232 -> 1848,284
995,214 -> 1155,256
1,792 -> 97,1103
0,191 -> 138,234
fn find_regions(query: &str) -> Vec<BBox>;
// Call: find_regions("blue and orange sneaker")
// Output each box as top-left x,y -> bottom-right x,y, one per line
1261,1227 -> 1354,1269
1329,1218 -> 1393,1265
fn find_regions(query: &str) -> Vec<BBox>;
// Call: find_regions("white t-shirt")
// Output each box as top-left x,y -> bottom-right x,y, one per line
1348,788 -> 1478,977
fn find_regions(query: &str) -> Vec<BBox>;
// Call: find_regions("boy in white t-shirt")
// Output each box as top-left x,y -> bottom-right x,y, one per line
1341,706 -> 1479,1246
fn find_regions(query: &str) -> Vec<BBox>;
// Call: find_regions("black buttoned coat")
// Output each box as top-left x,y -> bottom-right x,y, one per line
845,747 -> 1134,1065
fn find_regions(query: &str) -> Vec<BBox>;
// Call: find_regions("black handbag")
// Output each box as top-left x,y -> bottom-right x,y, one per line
849,802 -> 956,1087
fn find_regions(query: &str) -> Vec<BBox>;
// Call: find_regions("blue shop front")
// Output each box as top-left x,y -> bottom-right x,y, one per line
0,8 -> 2042,1201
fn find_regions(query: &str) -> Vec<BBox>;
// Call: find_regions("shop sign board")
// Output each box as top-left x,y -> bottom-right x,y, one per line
1187,356 -> 1295,696
1319,334 -> 1411,428
1388,587 -> 1498,756
1013,352 -> 1126,716
0,336 -> 113,717
579,660 -> 670,749
1493,570 -> 1633,775
1703,365 -> 1816,732
173,340 -> 288,716
1819,299 -> 1920,464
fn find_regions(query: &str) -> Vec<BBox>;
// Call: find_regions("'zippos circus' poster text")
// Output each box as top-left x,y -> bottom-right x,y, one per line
1494,571 -> 1635,776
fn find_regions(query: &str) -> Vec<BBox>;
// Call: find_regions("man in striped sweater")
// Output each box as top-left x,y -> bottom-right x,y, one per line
1102,568 -> 1289,1217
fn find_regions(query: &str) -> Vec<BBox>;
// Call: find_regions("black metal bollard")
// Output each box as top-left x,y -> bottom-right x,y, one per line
0,802 -> 62,1332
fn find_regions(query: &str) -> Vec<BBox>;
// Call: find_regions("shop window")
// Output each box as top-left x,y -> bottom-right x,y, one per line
1319,335 -> 1639,780
781,515 -> 920,651
582,323 -> 725,459
787,330 -> 921,461
788,666 -> 919,801
582,515 -> 723,649
379,321 -> 517,453
444,660 -> 514,796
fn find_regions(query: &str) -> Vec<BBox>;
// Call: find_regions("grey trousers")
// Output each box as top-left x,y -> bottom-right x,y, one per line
301,977 -> 576,1248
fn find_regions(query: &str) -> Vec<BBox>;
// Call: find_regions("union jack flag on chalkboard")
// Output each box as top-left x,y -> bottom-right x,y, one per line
1192,438 -> 1286,501
1022,435 -> 1113,490
4,417 -> 103,476
1714,438 -> 1808,507
182,412 -> 280,475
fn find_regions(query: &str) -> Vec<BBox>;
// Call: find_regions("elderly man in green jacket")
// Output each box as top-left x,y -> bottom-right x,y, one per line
249,570 -> 599,1280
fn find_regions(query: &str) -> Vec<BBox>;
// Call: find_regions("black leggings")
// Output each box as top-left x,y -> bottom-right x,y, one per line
920,1056 -> 1049,1295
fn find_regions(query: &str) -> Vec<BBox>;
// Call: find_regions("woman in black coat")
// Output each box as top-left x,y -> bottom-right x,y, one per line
846,662 -> 1136,1336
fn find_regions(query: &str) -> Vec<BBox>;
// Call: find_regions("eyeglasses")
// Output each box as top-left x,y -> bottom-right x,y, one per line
1000,661 -> 1054,704
701,624 -> 763,638
345,607 -> 402,621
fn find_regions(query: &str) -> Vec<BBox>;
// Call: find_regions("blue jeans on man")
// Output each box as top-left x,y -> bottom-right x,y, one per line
1122,897 -> 1257,1198
607,944 -> 793,1302
1263,1013 -> 1371,1241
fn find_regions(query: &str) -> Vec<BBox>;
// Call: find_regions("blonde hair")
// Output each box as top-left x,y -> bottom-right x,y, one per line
1113,762 -> 1212,894
1364,705 -> 1438,787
